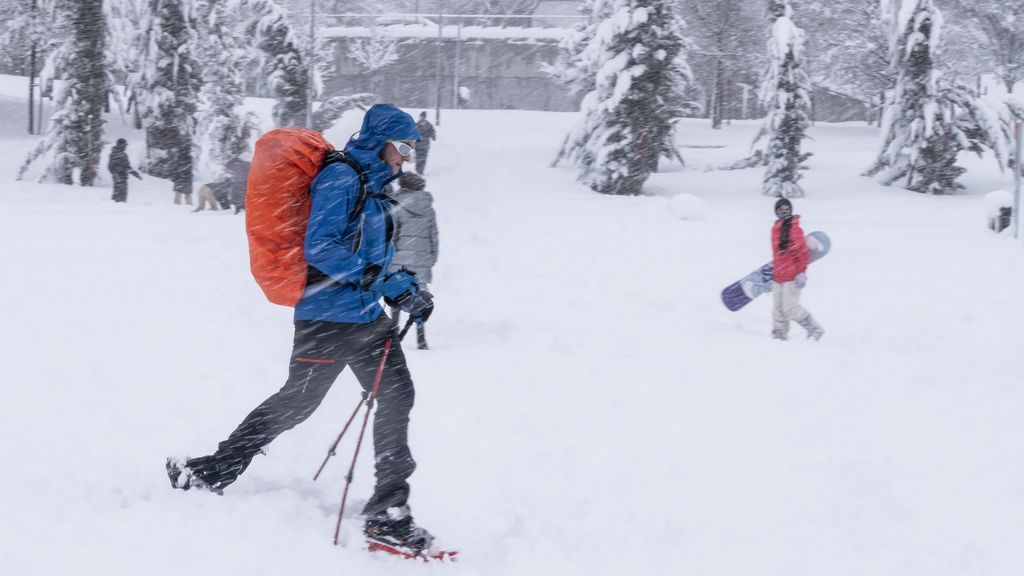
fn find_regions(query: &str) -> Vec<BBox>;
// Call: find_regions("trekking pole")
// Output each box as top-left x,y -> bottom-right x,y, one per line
333,336 -> 391,545
313,317 -> 416,482
313,392 -> 367,482
330,316 -> 416,545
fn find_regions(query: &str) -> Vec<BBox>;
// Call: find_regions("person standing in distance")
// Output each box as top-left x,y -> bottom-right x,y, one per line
107,138 -> 141,202
414,111 -> 436,174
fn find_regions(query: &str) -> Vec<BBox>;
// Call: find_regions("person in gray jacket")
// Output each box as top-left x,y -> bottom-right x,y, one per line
389,172 -> 439,349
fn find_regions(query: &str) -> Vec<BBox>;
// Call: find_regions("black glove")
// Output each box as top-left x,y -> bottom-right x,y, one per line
131,170 -> 142,180
405,289 -> 434,325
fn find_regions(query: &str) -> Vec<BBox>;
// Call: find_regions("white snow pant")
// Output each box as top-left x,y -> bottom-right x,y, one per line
771,281 -> 809,336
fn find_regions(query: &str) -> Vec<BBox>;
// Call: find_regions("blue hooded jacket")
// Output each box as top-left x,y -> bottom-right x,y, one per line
294,104 -> 421,324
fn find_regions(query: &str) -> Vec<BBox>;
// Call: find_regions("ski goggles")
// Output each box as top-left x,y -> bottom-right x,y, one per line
775,204 -> 792,218
389,140 -> 416,156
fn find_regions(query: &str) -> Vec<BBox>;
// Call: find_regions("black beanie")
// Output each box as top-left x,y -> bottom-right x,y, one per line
398,172 -> 426,191
774,197 -> 792,215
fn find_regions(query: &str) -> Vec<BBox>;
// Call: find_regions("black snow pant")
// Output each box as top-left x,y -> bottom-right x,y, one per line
415,147 -> 429,174
111,176 -> 128,202
187,314 -> 417,516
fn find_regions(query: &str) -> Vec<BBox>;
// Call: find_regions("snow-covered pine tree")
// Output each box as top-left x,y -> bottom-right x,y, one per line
346,27 -> 399,95
136,0 -> 201,197
0,0 -> 65,135
568,0 -> 693,195
107,0 -> 148,130
754,0 -> 812,198
194,0 -> 257,180
232,0 -> 310,127
312,94 -> 376,132
865,0 -> 993,194
683,0 -> 763,129
801,0 -> 891,122
545,0 -> 602,167
18,0 -> 106,185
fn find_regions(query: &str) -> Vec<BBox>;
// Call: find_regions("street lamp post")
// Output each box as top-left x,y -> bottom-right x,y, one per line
435,3 -> 443,126
1015,120 -> 1023,239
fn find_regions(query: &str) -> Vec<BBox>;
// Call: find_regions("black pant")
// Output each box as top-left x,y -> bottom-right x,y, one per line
390,305 -> 427,349
188,314 -> 417,516
415,148 -> 429,174
111,176 -> 127,202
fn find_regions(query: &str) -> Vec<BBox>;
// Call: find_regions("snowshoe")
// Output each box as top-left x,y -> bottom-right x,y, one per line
366,539 -> 458,562
364,507 -> 453,561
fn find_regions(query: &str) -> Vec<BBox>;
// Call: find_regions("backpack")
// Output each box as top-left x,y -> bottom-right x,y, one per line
245,128 -> 369,307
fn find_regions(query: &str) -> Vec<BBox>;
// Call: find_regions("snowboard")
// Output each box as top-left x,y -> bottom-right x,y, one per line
720,231 -> 831,312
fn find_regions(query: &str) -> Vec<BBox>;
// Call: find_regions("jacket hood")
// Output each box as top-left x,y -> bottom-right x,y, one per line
345,104 -> 420,153
343,104 -> 421,191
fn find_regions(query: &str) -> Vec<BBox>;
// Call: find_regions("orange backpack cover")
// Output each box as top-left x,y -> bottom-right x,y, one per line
246,128 -> 334,307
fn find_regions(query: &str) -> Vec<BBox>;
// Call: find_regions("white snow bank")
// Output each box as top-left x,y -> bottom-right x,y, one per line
668,192 -> 707,220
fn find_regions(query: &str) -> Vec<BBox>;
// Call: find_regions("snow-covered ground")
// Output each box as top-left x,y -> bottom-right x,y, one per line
2,73 -> 1024,575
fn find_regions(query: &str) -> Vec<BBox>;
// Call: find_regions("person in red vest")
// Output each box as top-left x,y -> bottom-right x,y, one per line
771,198 -> 824,340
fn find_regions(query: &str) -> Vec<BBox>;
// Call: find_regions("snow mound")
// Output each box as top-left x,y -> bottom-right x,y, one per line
668,192 -> 707,220
983,189 -> 1013,218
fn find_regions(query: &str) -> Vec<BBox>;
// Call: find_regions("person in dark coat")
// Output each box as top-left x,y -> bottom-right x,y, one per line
224,156 -> 251,214
388,172 -> 439,349
107,138 -> 141,202
414,111 -> 436,174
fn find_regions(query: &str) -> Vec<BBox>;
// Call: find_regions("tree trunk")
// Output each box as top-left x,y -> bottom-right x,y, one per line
710,58 -> 723,129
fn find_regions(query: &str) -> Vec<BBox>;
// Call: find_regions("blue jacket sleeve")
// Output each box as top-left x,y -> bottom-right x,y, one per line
304,163 -> 367,285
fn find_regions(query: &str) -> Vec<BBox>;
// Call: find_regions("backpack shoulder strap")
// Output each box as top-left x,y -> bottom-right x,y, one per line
322,149 -> 369,224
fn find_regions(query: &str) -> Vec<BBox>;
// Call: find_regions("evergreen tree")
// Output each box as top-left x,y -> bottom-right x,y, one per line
566,0 -> 693,195
945,0 -> 1024,93
194,0 -> 258,179
865,0 -> 993,194
0,0 -> 64,135
346,27 -> 399,95
801,0 -> 890,116
683,0 -> 763,128
545,0 -> 603,167
107,0 -> 148,130
756,0 -> 812,198
136,0 -> 201,196
18,0 -> 106,186
232,0 -> 310,127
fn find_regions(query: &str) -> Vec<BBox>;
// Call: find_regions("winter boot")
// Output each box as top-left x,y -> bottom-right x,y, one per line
165,457 -> 224,495
771,320 -> 788,340
364,506 -> 434,555
797,315 -> 824,340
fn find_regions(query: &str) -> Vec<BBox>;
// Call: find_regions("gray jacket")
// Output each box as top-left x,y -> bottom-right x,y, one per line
388,187 -> 439,282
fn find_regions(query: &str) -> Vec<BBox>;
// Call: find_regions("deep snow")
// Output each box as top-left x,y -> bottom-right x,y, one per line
2,74 -> 1024,576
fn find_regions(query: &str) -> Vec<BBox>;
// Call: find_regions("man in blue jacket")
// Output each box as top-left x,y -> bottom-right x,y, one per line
167,105 -> 435,554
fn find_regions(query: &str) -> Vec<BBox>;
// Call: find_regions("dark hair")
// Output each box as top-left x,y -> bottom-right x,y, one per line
775,198 -> 793,252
